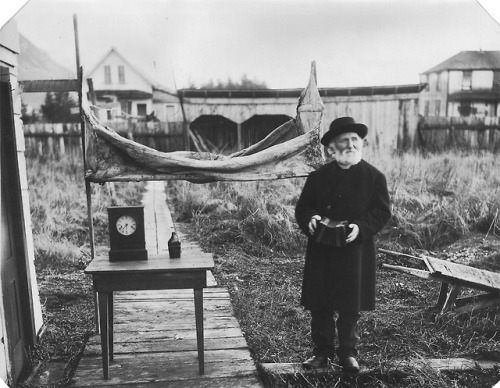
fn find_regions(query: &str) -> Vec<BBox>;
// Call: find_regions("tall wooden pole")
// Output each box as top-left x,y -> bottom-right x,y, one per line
74,14 -> 98,333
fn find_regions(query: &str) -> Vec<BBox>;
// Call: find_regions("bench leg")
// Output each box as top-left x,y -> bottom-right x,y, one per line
436,282 -> 449,309
441,285 -> 461,314
194,288 -> 204,374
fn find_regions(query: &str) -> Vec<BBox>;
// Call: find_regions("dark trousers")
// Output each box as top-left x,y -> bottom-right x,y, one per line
311,310 -> 361,359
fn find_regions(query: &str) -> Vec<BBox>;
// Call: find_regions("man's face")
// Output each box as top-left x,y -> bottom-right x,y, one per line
327,132 -> 363,166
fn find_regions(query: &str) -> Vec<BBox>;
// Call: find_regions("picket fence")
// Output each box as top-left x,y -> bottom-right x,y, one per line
23,121 -> 186,158
418,116 -> 500,152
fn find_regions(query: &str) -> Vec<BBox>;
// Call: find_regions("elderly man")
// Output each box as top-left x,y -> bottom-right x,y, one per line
295,116 -> 391,372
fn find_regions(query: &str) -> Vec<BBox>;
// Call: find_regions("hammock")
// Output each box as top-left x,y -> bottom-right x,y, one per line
83,62 -> 325,183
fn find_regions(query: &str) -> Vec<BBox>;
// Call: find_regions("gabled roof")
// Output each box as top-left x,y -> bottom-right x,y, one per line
422,51 -> 500,74
85,47 -> 174,93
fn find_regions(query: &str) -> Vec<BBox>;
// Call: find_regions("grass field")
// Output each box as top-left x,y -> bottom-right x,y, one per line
24,150 -> 500,387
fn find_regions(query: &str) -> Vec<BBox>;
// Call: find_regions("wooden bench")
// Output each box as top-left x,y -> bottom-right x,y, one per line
380,249 -> 500,314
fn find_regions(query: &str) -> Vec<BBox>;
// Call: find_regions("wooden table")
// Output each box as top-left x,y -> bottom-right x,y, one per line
85,252 -> 214,379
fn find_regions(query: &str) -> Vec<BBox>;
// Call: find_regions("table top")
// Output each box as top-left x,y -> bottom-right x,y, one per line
85,251 -> 214,274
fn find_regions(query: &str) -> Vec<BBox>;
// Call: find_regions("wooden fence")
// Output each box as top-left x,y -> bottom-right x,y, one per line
23,121 -> 186,158
23,116 -> 500,159
418,116 -> 500,152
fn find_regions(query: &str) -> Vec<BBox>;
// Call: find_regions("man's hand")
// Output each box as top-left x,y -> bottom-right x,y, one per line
346,223 -> 359,243
308,215 -> 321,236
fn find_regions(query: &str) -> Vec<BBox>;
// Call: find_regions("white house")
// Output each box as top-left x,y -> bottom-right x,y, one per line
85,47 -> 180,123
419,51 -> 500,118
0,19 -> 44,387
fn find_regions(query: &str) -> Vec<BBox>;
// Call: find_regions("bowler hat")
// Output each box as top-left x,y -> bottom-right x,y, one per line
320,117 -> 368,146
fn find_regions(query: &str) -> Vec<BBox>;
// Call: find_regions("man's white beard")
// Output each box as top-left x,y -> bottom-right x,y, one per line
334,148 -> 362,167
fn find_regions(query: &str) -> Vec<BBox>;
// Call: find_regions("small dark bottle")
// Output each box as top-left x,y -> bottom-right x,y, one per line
168,232 -> 181,259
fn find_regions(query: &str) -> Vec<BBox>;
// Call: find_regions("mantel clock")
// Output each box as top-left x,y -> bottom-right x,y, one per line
108,206 -> 147,261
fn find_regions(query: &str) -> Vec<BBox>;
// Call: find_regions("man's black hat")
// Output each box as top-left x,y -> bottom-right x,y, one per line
320,117 -> 368,146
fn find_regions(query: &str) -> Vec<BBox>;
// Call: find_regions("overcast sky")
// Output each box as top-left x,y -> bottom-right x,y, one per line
3,0 -> 500,90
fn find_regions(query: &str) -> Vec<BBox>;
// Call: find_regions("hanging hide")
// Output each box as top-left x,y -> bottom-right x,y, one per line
83,62 -> 325,183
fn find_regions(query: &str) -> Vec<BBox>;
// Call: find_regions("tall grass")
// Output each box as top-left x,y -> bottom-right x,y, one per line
374,151 -> 500,249
169,150 -> 500,252
28,154 -> 145,272
169,179 -> 304,256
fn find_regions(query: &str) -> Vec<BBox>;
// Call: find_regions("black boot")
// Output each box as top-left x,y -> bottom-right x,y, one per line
337,310 -> 361,373
339,356 -> 360,373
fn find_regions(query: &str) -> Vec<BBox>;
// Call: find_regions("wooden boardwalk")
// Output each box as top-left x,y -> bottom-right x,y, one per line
71,182 -> 262,387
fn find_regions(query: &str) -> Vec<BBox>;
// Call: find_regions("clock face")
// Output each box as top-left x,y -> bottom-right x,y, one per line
116,215 -> 137,236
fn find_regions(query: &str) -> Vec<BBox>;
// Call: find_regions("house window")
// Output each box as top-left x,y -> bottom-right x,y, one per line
137,104 -> 147,116
424,100 -> 430,117
429,73 -> 438,92
471,70 -> 493,89
104,65 -> 112,84
494,71 -> 500,90
435,100 -> 441,116
118,66 -> 125,84
165,104 -> 176,122
462,71 -> 472,90
458,101 -> 472,117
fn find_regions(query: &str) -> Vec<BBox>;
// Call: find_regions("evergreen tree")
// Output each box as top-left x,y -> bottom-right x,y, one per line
21,102 -> 41,124
40,91 -> 78,123
197,74 -> 267,90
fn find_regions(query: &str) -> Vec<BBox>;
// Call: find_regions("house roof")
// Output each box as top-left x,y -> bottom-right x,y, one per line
85,47 -> 174,93
178,84 -> 424,99
422,51 -> 500,74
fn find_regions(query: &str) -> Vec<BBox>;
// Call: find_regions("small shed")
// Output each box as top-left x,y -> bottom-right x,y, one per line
0,19 -> 44,386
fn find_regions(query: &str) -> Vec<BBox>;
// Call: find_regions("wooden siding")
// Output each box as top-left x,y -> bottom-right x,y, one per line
322,94 -> 420,151
1,23 -> 43,336
183,93 -> 420,152
0,19 -> 44,385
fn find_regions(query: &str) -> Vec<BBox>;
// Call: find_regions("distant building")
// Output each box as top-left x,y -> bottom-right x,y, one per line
85,47 -> 181,123
419,51 -> 500,118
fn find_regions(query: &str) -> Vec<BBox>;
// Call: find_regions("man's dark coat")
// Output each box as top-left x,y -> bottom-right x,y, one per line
295,159 -> 391,312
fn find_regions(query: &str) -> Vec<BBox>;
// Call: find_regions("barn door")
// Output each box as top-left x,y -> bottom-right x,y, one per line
0,78 -> 31,383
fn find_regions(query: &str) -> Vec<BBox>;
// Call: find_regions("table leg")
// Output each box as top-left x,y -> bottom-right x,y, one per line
94,290 -> 100,334
98,291 -> 110,379
109,292 -> 114,361
194,288 -> 204,374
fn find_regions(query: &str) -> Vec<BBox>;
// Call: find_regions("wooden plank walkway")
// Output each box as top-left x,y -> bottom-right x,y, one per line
71,181 -> 262,387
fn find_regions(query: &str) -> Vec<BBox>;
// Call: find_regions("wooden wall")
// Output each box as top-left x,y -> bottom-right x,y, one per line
0,19 -> 43,384
182,93 -> 421,154
321,94 -> 420,152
